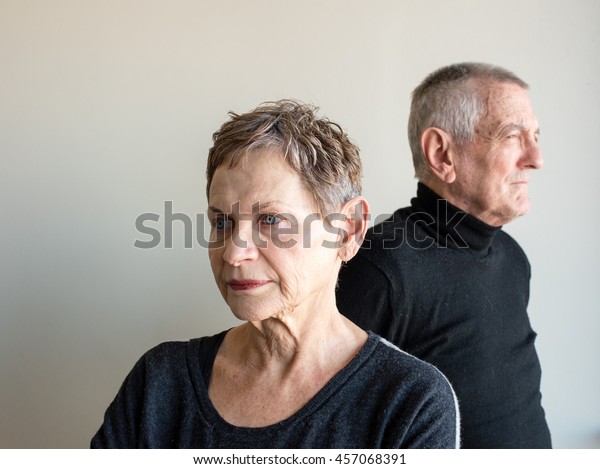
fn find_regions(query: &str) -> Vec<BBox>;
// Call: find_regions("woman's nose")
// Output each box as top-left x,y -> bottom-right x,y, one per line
222,221 -> 259,265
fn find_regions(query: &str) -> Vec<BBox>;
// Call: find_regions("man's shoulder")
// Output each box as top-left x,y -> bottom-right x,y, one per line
367,205 -> 413,236
360,205 -> 416,254
494,229 -> 531,265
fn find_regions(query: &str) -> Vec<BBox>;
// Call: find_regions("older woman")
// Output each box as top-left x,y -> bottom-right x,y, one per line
91,100 -> 459,448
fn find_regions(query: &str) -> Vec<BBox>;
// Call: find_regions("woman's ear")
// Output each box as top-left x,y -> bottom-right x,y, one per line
336,196 -> 370,262
421,127 -> 456,183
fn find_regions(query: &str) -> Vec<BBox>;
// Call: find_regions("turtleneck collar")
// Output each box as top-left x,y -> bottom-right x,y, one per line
409,182 -> 502,253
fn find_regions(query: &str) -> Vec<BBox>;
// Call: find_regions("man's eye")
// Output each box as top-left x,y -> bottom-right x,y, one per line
262,214 -> 282,226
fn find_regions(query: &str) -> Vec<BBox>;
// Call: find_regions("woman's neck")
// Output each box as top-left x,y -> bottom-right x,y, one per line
208,312 -> 367,427
237,306 -> 366,372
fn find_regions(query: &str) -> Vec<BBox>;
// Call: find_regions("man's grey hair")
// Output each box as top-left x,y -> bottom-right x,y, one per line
408,62 -> 529,180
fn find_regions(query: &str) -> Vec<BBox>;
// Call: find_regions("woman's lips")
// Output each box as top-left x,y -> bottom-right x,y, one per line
227,280 -> 271,291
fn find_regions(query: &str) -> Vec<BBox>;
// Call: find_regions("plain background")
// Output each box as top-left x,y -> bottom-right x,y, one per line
1,0 -> 598,449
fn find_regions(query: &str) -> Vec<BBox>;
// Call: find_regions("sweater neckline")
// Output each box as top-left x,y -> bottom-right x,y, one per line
188,331 -> 380,434
410,182 -> 501,253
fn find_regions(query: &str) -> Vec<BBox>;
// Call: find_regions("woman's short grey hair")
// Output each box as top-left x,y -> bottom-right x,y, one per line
206,99 -> 362,215
408,62 -> 529,180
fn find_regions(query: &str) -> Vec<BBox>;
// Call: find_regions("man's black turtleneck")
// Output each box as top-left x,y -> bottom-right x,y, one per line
336,182 -> 551,449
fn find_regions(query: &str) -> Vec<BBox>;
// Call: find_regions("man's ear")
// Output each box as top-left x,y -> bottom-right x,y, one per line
337,196 -> 370,262
421,127 -> 456,183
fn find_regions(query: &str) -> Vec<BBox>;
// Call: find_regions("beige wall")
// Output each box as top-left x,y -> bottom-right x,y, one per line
1,0 -> 599,448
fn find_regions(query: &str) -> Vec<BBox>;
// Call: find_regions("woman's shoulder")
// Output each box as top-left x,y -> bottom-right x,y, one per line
131,330 -> 228,377
347,332 -> 460,448
366,332 -> 456,392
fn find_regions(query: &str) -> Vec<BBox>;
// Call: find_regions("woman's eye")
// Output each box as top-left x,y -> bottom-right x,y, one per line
262,214 -> 282,226
213,217 -> 231,230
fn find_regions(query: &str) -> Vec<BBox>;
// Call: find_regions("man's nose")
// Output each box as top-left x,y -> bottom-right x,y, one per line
523,137 -> 544,170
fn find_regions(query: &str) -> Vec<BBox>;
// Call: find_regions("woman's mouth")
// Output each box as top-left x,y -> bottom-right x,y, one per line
227,280 -> 271,291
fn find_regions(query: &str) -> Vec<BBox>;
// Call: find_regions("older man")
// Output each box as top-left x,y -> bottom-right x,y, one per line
336,63 -> 551,448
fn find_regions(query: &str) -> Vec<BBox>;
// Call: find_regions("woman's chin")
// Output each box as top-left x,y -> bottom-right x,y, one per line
227,301 -> 276,323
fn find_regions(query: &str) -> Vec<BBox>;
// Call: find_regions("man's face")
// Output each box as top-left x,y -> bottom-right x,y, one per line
450,82 -> 543,226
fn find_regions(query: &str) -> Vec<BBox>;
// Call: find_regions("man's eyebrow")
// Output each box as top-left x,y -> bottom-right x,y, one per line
502,123 -> 526,133
497,123 -> 540,136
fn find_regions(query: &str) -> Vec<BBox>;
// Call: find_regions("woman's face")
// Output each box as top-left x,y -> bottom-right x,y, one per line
207,151 -> 342,323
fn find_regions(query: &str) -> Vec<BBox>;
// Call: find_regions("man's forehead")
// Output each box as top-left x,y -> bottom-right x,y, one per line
478,82 -> 538,130
483,83 -> 533,112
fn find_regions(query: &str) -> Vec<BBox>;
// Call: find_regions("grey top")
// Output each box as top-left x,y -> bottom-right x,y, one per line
91,330 -> 459,448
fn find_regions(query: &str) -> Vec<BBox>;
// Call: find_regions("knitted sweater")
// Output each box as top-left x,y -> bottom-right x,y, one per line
91,330 -> 459,448
336,183 -> 551,448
